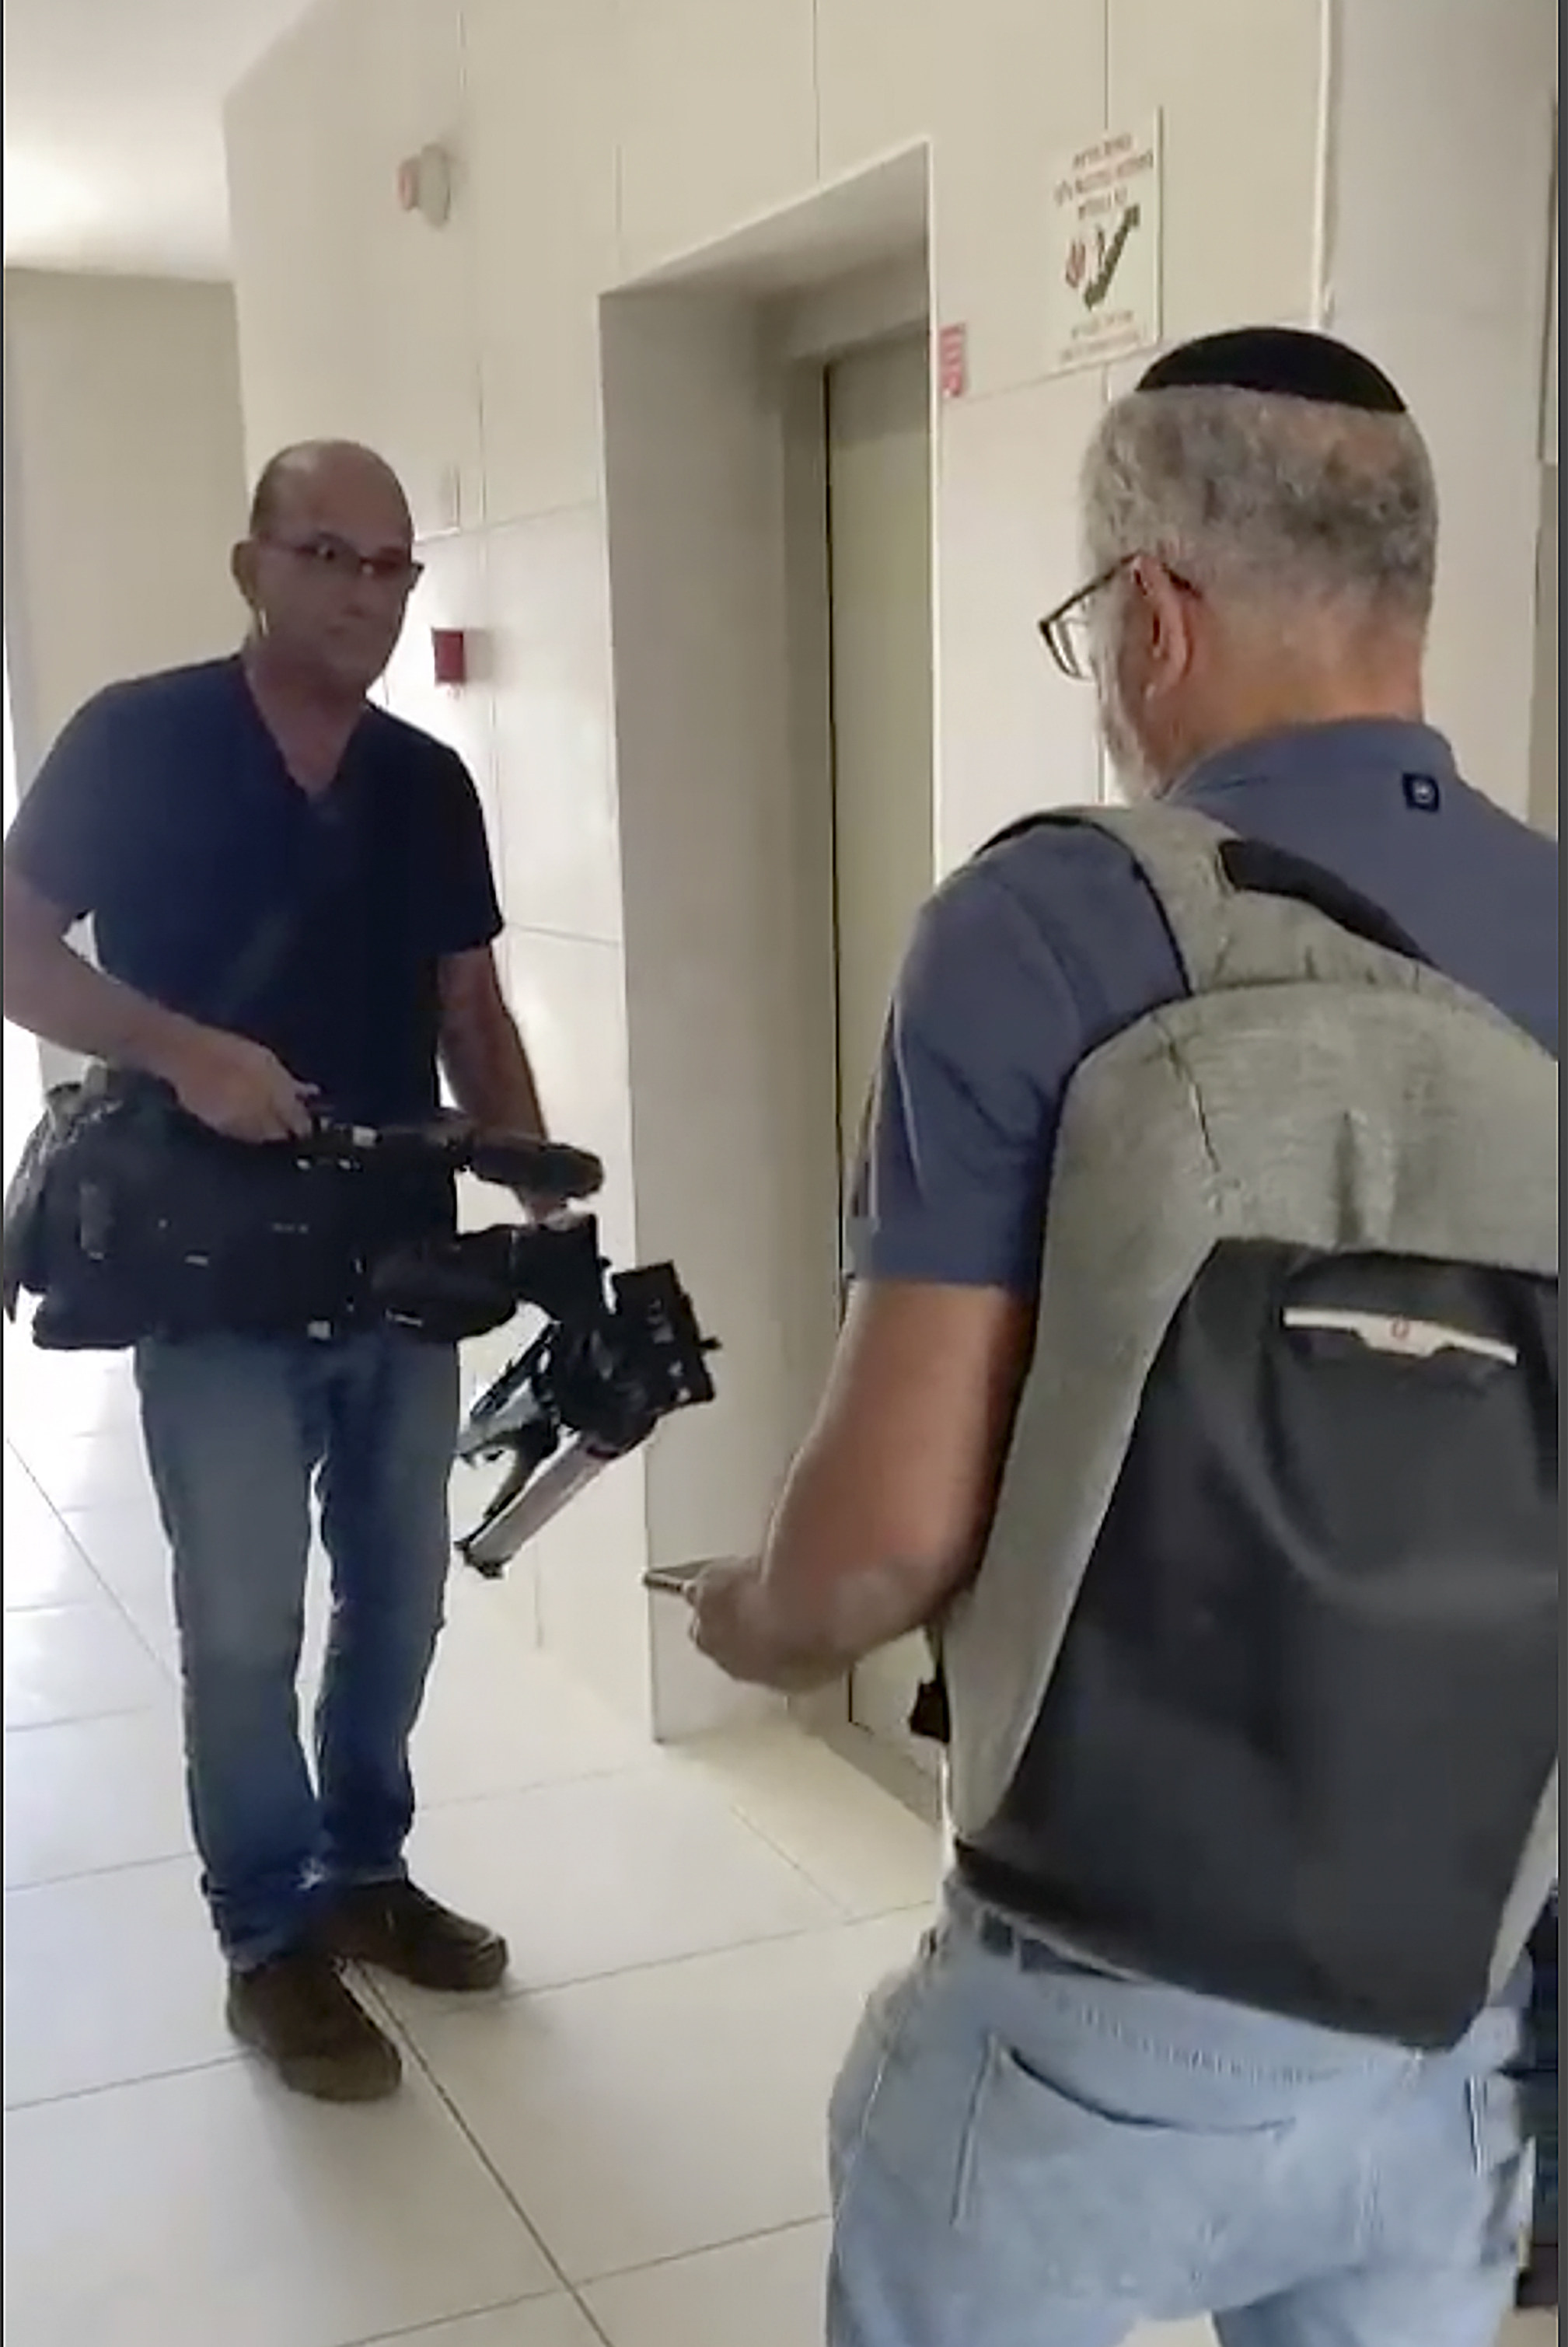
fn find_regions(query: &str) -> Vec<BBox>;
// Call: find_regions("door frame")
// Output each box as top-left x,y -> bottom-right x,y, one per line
770,284 -> 942,1804
596,148 -> 939,1771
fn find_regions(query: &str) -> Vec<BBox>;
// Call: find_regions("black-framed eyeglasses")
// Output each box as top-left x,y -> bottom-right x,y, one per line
1037,560 -> 1132,683
261,532 -> 424,595
1038,556 -> 1199,682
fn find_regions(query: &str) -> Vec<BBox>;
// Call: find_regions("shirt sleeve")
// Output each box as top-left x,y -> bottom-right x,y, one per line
2,688 -> 132,920
424,749 -> 504,959
845,861 -> 1088,1297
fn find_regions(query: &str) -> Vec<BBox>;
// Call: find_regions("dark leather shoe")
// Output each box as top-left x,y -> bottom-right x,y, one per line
226,1950 -> 402,2101
322,1880 -> 508,1993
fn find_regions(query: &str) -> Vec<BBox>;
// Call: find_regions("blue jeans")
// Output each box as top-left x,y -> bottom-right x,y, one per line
137,1331 -> 459,1970
829,1885 -> 1529,2347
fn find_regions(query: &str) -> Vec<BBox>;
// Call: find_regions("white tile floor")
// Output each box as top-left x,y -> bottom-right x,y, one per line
2,1344 -> 1555,2347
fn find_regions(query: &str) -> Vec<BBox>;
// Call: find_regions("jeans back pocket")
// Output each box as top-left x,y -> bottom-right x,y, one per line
955,2034 -> 1287,2315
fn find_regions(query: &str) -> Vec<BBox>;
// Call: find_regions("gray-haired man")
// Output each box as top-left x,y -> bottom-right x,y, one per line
691,329 -> 1556,2347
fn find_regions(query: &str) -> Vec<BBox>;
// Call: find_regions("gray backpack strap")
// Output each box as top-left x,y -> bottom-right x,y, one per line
981,805 -> 1434,991
1069,804 -> 1244,992
1070,803 -> 1460,1008
993,803 -> 1422,997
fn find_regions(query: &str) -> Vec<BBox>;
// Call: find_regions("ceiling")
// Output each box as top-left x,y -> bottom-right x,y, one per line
4,0 -> 316,280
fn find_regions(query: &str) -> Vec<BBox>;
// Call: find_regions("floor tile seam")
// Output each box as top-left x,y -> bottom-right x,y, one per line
359,1974 -> 577,2303
2,2042 -> 245,2117
575,2210 -> 829,2291
360,1898 -> 886,2027
3,1843 -> 196,1898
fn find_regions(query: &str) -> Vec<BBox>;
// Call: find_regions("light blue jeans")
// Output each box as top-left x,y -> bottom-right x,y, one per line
137,1330 -> 459,1971
829,1885 -> 1528,2347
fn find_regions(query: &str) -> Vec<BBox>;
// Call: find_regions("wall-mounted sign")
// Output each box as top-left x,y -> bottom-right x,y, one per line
938,323 -> 969,400
1046,120 -> 1162,376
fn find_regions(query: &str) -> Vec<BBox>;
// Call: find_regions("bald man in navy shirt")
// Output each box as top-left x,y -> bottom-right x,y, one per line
692,330 -> 1556,2347
3,442 -> 552,2106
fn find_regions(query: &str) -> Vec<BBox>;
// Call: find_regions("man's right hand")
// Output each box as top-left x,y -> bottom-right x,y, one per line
0,865 -> 315,1144
161,1028 -> 315,1143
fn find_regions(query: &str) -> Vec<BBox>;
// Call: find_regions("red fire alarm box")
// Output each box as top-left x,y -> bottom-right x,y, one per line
431,627 -> 467,687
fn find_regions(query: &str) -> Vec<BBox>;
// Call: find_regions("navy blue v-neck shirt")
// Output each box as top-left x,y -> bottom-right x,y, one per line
6,658 -> 503,1126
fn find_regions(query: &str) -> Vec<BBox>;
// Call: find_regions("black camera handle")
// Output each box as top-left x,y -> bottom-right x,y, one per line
292,1112 -> 605,1206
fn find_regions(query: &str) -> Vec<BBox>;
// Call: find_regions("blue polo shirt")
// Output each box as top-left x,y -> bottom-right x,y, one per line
850,721 -> 1558,1298
4,657 -> 503,1127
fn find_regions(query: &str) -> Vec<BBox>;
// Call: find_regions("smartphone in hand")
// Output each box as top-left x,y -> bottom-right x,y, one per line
642,1562 -> 707,1599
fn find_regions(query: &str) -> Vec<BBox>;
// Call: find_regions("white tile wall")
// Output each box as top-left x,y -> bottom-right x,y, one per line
226,0 -> 480,538
463,0 -> 620,524
614,0 -> 819,275
3,274 -> 248,763
1109,0 -> 1325,345
1528,471 -> 1556,837
934,374 -> 1106,865
351,0 -> 481,534
1360,311 -> 1547,814
380,529 -> 503,866
927,0 -> 1107,401
496,923 -> 648,1716
501,927 -> 634,1259
815,0 -> 940,180
225,1 -> 384,475
1328,0 -> 1555,334
487,509 -> 622,947
526,1448 -> 655,1732
1544,231 -> 1557,465
1326,0 -> 1557,817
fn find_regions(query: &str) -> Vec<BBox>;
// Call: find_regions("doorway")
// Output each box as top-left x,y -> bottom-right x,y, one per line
598,148 -> 941,1763
822,329 -> 940,1776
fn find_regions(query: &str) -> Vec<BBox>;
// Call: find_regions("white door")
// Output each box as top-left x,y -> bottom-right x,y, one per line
824,330 -> 939,1774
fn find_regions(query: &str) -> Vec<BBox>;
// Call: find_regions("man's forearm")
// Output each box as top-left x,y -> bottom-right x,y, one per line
2,920 -> 201,1081
441,1012 -> 548,1136
709,1562 -> 927,1692
693,1466 -> 953,1693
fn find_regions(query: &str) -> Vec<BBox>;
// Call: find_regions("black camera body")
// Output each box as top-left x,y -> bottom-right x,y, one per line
5,1095 -> 718,1577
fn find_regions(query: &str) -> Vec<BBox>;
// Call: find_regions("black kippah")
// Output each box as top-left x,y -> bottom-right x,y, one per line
1137,327 -> 1406,414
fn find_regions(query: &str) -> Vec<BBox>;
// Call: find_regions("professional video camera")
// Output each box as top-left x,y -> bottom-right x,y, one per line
5,1093 -> 718,1577
372,1154 -> 718,1576
316,1118 -> 720,1577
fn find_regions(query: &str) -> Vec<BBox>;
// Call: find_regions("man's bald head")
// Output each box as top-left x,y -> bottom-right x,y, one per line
247,440 -> 413,542
234,440 -> 420,700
